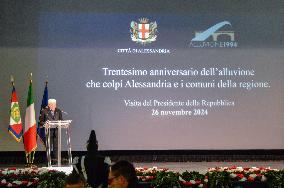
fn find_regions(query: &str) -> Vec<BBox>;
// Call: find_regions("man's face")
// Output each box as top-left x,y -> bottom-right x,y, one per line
48,102 -> 56,111
108,171 -> 127,188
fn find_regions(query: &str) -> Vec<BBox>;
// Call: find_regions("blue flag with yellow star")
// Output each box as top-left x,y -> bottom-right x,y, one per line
37,82 -> 48,147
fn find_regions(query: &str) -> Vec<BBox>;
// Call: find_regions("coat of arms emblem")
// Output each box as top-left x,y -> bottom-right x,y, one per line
130,18 -> 157,45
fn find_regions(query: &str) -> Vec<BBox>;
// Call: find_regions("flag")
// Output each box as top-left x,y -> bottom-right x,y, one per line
8,85 -> 23,142
24,79 -> 37,154
37,82 -> 48,147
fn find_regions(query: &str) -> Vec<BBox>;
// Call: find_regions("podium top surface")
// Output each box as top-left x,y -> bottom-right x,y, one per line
44,120 -> 72,128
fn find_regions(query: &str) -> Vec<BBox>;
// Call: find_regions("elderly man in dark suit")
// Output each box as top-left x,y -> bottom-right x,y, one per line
39,98 -> 63,162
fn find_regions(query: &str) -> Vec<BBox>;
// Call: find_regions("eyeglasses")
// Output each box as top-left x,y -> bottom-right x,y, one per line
108,175 -> 119,185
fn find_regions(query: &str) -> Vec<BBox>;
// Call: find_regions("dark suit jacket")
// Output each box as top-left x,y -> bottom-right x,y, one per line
39,107 -> 63,127
73,155 -> 110,188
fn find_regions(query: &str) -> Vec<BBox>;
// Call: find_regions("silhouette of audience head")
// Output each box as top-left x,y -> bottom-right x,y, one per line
72,130 -> 110,188
65,171 -> 86,188
87,130 -> 98,156
108,160 -> 138,188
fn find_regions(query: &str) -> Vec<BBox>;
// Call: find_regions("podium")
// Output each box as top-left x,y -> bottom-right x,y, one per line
44,120 -> 72,167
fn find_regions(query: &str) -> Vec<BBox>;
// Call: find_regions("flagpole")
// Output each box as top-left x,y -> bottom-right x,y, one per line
32,151 -> 35,165
30,73 -> 33,165
27,73 -> 31,165
30,73 -> 32,165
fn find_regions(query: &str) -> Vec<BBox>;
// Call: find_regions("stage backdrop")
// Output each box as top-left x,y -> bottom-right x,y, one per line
0,1 -> 283,151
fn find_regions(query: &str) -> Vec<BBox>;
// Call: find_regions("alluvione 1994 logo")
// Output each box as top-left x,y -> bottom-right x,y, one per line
189,21 -> 238,48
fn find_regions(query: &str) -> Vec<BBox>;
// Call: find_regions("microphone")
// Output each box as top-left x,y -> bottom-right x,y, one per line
61,110 -> 68,115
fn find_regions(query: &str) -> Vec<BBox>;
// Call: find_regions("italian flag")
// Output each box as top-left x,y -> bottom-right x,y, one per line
24,80 -> 37,154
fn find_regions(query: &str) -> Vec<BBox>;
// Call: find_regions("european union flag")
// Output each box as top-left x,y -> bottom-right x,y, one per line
37,81 -> 48,147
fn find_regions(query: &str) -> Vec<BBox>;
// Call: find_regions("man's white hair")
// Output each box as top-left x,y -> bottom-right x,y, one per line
48,99 -> 57,104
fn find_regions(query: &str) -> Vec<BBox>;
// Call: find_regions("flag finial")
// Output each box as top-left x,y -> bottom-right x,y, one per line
30,73 -> 33,83
10,75 -> 15,86
45,75 -> 48,85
